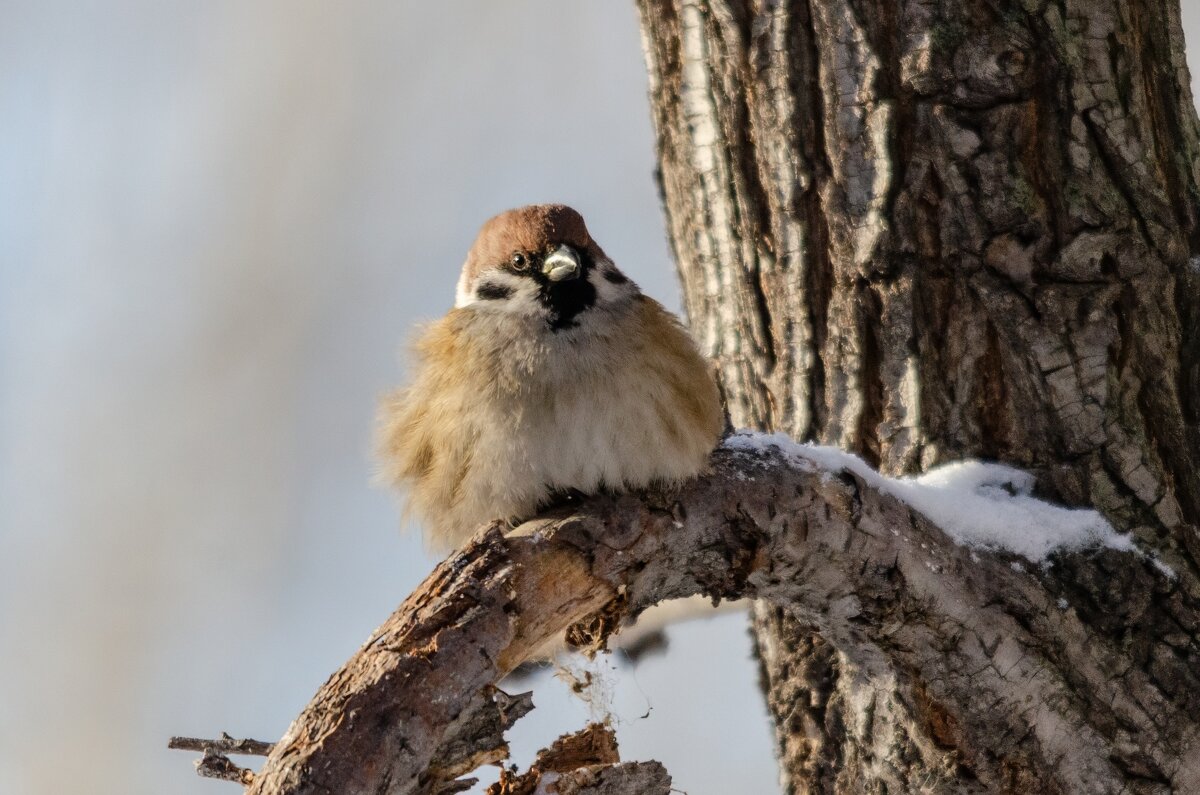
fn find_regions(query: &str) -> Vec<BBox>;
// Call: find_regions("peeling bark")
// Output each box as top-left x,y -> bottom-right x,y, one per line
635,0 -> 1200,791
485,723 -> 671,795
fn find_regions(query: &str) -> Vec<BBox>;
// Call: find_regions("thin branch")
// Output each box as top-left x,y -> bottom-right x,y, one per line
168,732 -> 274,788
168,732 -> 275,756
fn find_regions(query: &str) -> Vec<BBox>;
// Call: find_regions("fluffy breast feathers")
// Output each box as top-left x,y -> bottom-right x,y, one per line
376,295 -> 723,548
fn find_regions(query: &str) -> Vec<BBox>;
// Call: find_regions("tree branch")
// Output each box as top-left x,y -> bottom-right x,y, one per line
226,436 -> 1197,793
168,733 -> 275,756
168,733 -> 276,787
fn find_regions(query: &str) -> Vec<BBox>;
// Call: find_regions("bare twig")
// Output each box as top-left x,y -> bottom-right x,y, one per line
168,732 -> 275,756
169,732 -> 273,788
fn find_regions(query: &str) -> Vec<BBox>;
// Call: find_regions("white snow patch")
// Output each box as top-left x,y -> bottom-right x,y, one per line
724,430 -> 1137,563
1056,598 -> 1069,610
1151,557 -> 1177,579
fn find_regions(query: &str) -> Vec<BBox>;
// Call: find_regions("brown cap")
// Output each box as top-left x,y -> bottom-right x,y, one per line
462,204 -> 598,282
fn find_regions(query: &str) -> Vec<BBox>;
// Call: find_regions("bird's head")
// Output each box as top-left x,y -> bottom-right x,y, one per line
455,204 -> 638,330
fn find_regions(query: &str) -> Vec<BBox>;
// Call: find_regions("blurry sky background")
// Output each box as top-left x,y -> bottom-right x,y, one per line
2,3 -> 1199,794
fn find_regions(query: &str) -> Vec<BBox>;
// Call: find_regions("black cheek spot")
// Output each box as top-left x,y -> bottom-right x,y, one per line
476,282 -> 514,301
603,268 -> 629,285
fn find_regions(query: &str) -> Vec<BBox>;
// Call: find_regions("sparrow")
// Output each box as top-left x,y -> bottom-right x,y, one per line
377,204 -> 723,549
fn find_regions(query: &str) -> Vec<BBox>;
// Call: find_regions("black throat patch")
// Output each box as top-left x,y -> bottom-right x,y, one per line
531,251 -> 597,331
538,277 -> 597,330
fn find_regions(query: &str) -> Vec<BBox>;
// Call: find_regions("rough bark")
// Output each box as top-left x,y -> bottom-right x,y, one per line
485,723 -> 672,795
232,441 -> 1193,794
635,0 -> 1200,791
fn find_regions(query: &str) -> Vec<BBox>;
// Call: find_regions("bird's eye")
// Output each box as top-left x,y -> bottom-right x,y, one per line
510,252 -> 529,271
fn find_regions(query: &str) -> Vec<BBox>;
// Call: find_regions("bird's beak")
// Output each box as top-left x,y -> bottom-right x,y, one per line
542,245 -> 581,281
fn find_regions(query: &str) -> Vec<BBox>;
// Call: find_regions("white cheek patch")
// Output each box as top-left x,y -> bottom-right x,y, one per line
456,269 -> 542,313
588,257 -> 639,305
454,269 -> 474,308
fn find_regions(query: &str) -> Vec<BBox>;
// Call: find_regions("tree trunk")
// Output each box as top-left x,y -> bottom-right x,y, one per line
635,0 -> 1200,791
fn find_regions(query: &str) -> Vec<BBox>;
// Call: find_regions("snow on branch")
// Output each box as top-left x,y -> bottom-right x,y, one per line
725,431 -> 1137,562
183,433 -> 1190,794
